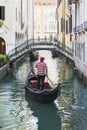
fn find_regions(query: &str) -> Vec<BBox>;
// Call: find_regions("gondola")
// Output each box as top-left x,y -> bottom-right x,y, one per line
29,51 -> 39,61
25,72 -> 61,104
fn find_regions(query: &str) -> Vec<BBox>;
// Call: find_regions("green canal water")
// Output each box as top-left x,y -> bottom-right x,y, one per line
0,50 -> 87,130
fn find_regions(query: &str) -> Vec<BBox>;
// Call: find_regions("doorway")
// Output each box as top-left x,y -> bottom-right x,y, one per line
0,37 -> 6,54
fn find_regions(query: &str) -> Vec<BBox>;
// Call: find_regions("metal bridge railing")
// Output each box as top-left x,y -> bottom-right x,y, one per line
8,39 -> 74,62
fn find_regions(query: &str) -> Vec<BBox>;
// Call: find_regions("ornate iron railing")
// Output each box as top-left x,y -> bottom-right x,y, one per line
8,39 -> 74,62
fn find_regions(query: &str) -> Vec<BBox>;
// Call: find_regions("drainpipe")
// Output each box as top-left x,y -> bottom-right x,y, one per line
32,0 -> 34,44
21,0 -> 23,30
75,1 -> 76,40
63,0 -> 65,49
56,0 -> 59,43
27,0 -> 28,46
74,2 -> 77,58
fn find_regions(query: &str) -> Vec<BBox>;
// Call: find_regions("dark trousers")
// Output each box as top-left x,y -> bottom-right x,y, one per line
37,75 -> 45,89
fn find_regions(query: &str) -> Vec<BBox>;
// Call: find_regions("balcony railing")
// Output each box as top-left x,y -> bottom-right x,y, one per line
84,21 -> 87,31
73,21 -> 87,33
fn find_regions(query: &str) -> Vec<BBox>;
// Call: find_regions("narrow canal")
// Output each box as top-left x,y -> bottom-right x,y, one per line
0,50 -> 87,130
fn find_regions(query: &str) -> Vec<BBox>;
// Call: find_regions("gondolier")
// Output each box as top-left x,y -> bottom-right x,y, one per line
35,57 -> 48,90
25,72 -> 60,104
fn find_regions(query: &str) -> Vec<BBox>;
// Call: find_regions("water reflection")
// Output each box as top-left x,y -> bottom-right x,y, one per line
0,60 -> 38,130
25,96 -> 61,130
0,50 -> 87,130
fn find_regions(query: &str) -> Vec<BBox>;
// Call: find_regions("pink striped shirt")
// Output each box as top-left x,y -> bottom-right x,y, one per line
36,61 -> 47,75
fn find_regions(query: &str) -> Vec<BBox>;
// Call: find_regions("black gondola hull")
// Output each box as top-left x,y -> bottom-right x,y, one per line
25,74 -> 60,104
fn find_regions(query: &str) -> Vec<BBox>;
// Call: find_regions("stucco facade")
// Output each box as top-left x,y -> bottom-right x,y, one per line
0,0 -> 34,54
71,0 -> 87,78
57,0 -> 72,48
34,0 -> 57,41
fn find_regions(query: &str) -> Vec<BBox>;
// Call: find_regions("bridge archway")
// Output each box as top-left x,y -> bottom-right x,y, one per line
0,37 -> 6,54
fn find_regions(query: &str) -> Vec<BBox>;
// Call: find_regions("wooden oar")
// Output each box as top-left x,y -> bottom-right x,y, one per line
61,93 -> 69,105
28,68 -> 36,76
46,75 -> 69,105
46,75 -> 56,88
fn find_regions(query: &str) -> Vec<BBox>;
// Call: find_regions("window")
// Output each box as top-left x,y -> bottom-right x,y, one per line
68,0 -> 72,5
58,22 -> 59,34
61,18 -> 63,32
16,8 -> 17,21
19,11 -> 20,23
69,15 -> 72,33
45,24 -> 47,31
66,20 -> 68,34
0,6 -> 5,20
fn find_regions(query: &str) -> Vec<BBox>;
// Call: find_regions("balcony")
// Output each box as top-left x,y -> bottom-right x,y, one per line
84,21 -> 87,31
73,21 -> 87,33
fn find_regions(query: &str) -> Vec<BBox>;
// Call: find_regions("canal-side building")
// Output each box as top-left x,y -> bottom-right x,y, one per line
71,0 -> 87,79
57,0 -> 72,48
34,0 -> 57,41
0,0 -> 34,54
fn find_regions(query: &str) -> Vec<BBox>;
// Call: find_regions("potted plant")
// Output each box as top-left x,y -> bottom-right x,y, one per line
0,20 -> 3,27
0,54 -> 10,67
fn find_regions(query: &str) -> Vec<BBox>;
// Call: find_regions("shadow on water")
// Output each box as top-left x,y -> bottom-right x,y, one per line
25,95 -> 61,130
